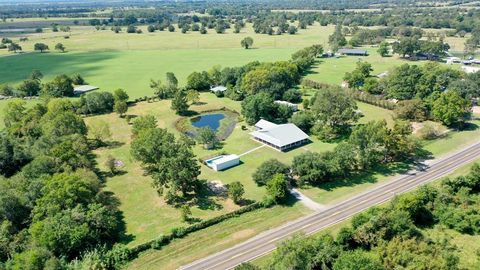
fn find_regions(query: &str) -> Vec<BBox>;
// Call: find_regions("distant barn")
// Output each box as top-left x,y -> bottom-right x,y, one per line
338,48 -> 368,56
73,85 -> 99,95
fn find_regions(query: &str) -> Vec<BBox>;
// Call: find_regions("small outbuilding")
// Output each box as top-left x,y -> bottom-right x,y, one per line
274,100 -> 298,111
338,48 -> 368,56
251,120 -> 309,151
205,154 -> 240,171
73,85 -> 99,95
210,86 -> 228,93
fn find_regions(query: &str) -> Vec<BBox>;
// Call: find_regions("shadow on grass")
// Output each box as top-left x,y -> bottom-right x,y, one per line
0,51 -> 119,84
101,190 -> 136,244
192,182 -> 224,211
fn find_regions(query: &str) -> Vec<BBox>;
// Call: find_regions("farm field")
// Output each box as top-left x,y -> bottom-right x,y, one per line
0,23 -> 334,55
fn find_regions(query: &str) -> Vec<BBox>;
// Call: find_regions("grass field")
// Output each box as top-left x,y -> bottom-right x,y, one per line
126,202 -> 311,270
305,48 -> 419,86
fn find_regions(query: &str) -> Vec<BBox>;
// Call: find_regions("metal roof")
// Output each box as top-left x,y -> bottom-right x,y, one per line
251,120 -> 309,148
255,119 -> 279,130
338,48 -> 368,55
73,85 -> 99,93
211,154 -> 239,165
210,86 -> 227,92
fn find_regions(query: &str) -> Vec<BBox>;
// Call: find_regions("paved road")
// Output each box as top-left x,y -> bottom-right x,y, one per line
180,142 -> 480,270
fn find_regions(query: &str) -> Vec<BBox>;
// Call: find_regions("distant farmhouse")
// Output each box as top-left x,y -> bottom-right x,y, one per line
338,48 -> 368,56
251,120 -> 309,151
73,85 -> 99,95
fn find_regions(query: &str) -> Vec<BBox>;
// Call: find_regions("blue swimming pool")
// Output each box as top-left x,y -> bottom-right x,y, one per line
191,113 -> 225,131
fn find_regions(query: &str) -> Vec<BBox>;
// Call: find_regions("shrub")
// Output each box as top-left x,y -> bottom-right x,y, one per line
417,122 -> 442,140
252,159 -> 289,186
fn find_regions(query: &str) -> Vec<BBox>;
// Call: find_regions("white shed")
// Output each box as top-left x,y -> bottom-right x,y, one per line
205,154 -> 240,171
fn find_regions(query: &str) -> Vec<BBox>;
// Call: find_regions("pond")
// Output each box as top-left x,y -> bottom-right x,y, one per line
191,113 -> 225,131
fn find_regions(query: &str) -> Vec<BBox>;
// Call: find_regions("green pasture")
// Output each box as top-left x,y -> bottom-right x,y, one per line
305,48 -> 413,86
0,48 -> 296,99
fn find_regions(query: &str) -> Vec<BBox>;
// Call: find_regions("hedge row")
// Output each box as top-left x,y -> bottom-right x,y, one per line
129,200 -> 272,257
302,79 -> 396,110
344,88 -> 396,110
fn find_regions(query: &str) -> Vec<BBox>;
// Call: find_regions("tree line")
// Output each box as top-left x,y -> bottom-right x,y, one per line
0,98 -> 130,269
237,163 -> 480,270
343,61 -> 478,127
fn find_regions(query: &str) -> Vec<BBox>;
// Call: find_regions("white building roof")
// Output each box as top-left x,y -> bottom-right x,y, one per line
73,85 -> 99,94
210,86 -> 227,92
251,120 -> 309,148
274,100 -> 298,109
211,154 -> 239,165
255,119 -> 279,130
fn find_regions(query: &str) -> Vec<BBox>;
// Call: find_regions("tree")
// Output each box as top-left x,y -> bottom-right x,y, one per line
186,89 -> 200,104
392,37 -> 422,58
126,25 -> 136,33
150,79 -> 170,99
7,42 -> 21,53
0,133 -> 30,176
71,74 -> 85,85
269,233 -> 341,270
310,87 -> 359,139
34,43 -> 49,53
88,120 -> 112,144
171,89 -> 189,115
328,24 -> 347,52
377,41 -> 389,57
54,43 -> 65,52
431,91 -> 471,127
267,173 -> 289,204
166,72 -> 178,89
333,250 -> 383,270
394,100 -> 427,122
131,115 -> 157,137
287,25 -> 297,35
17,79 -> 41,96
289,111 -> 314,133
252,159 -> 289,186
147,25 -> 155,33
30,70 -> 43,81
348,121 -> 388,170
200,26 -> 207,34
113,88 -> 129,102
241,37 -> 254,49
180,205 -> 192,222
105,155 -> 116,174
168,25 -> 175,32
197,127 -> 217,149
131,129 -> 200,202
241,93 -> 277,125
186,71 -> 211,91
114,100 -> 128,117
41,75 -> 74,97
385,64 -> 422,100
228,181 -> 244,204
234,263 -> 259,270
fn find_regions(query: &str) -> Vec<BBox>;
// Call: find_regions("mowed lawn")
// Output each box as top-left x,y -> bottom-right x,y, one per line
306,48 -> 417,86
84,89 -> 403,247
